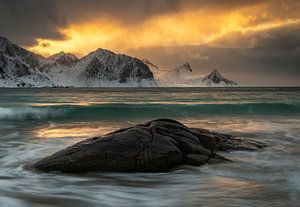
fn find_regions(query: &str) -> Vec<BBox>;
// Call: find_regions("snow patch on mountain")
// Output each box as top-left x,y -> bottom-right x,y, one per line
0,36 -> 237,88
40,51 -> 79,70
78,49 -> 156,86
0,36 -> 157,87
202,69 -> 238,87
158,63 -> 194,86
150,61 -> 238,87
0,36 -> 55,87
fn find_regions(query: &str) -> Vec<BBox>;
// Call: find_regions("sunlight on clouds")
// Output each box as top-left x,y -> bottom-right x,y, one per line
27,6 -> 300,57
208,18 -> 300,48
28,10 -> 225,57
29,20 -> 124,57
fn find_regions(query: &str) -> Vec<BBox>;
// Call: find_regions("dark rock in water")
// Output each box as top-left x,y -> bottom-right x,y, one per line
31,119 -> 266,173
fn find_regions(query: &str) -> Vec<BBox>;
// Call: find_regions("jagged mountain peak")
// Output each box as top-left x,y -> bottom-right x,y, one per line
82,48 -> 134,65
74,47 -> 156,86
0,36 -> 8,41
0,35 -> 238,87
159,63 -> 193,86
0,36 -> 14,47
165,63 -> 193,77
176,63 -> 192,73
0,36 -> 11,48
0,36 -> 14,54
48,51 -> 78,61
206,69 -> 222,80
40,51 -> 79,70
159,65 -> 238,87
203,69 -> 238,86
94,48 -> 116,56
0,35 -> 44,60
82,48 -> 122,62
48,51 -> 65,58
0,36 -> 45,78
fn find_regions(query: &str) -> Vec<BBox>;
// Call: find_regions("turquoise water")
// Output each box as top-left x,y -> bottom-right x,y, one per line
0,88 -> 299,207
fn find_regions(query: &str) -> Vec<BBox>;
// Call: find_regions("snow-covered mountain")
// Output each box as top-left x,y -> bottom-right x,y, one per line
154,62 -> 237,87
38,49 -> 157,87
0,36 -> 156,87
202,69 -> 237,87
0,36 -> 54,87
0,36 -> 237,87
40,51 -> 79,71
158,63 -> 193,86
76,49 -> 156,87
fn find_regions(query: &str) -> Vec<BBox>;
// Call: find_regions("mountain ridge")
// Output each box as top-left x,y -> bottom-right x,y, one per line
0,36 -> 156,87
150,61 -> 238,87
0,36 -> 237,87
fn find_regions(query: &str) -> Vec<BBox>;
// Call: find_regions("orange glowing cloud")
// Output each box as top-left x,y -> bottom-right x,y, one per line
27,4 -> 300,57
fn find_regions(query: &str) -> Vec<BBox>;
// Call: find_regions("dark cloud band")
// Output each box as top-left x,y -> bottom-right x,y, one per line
0,0 -> 299,86
1,0 -> 298,46
0,0 -> 67,46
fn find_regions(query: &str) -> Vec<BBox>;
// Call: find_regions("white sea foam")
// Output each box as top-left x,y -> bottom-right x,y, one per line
0,107 -> 65,120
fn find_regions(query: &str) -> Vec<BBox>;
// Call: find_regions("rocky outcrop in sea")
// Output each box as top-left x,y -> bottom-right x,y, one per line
31,119 -> 266,173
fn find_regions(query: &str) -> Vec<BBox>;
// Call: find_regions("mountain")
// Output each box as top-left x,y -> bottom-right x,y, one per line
158,63 -> 193,86
157,62 -> 238,87
40,49 -> 157,87
0,36 -> 54,87
0,36 -> 43,77
202,69 -> 238,87
40,51 -> 79,70
0,36 -> 237,88
142,58 -> 166,79
0,36 -> 156,87
47,51 -> 78,63
77,49 -> 156,87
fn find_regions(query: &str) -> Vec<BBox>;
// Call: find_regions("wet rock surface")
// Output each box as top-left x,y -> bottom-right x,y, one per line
31,119 -> 266,173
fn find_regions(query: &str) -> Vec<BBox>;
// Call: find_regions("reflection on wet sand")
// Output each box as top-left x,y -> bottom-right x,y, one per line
211,176 -> 262,190
184,117 -> 300,134
34,123 -> 122,139
30,103 -> 92,107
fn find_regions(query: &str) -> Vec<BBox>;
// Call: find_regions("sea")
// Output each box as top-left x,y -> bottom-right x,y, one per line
0,87 -> 299,207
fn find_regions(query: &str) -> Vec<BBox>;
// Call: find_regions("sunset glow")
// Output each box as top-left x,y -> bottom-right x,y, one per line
0,1 -> 300,205
28,4 -> 300,57
2,0 -> 298,85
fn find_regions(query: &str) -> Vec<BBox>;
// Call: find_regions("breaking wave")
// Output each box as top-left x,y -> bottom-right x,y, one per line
0,107 -> 67,120
0,102 -> 299,121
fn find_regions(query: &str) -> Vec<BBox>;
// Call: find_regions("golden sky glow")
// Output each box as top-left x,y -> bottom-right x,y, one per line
27,3 -> 300,57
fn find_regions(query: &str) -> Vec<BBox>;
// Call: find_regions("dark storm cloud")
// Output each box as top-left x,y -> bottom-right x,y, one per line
0,0 -> 67,46
0,0 -> 291,46
128,23 -> 300,86
256,23 -> 300,50
56,0 -> 300,25
210,21 -> 300,49
57,0 -> 265,22
0,0 -> 299,85
58,0 -> 182,23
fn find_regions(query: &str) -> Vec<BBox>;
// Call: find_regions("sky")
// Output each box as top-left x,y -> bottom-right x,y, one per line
0,0 -> 299,86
